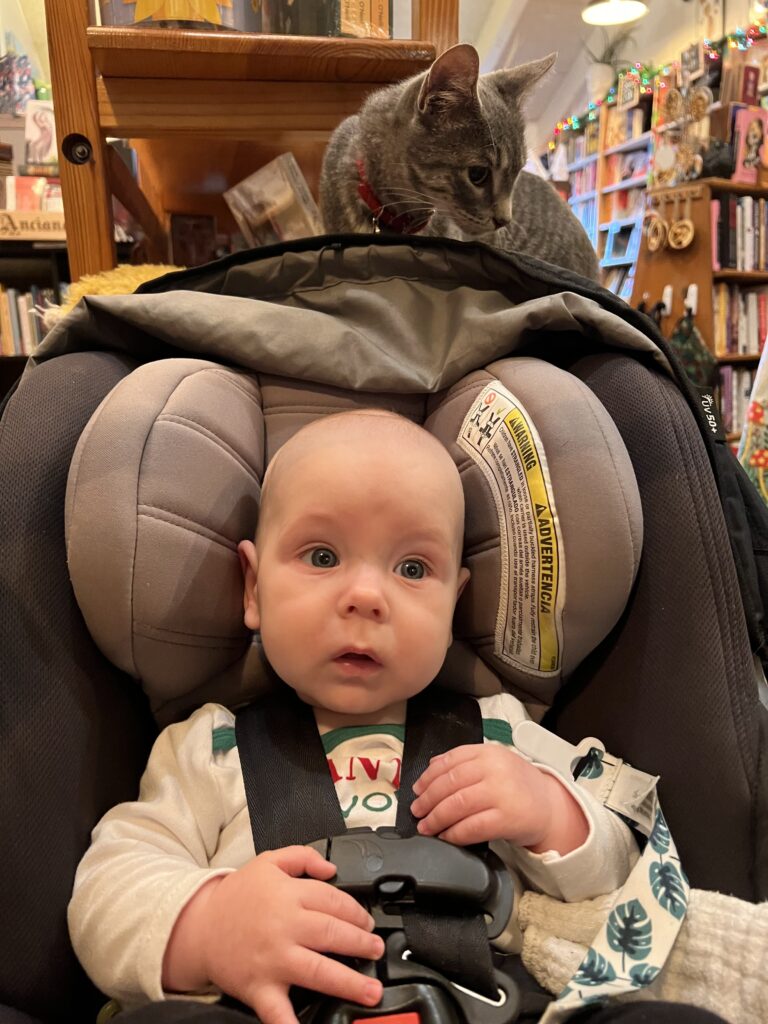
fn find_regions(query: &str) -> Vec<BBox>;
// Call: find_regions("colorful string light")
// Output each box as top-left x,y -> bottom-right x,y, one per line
547,17 -> 768,146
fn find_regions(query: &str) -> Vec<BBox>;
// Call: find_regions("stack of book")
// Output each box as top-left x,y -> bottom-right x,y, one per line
0,285 -> 54,357
570,161 -> 597,196
0,142 -> 12,178
712,194 -> 768,272
564,122 -> 600,164
2,173 -> 62,212
604,107 -> 646,149
713,283 -> 768,356
719,364 -> 757,436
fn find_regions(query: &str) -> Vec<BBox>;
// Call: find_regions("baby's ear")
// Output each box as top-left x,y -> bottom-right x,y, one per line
456,566 -> 471,603
238,540 -> 260,631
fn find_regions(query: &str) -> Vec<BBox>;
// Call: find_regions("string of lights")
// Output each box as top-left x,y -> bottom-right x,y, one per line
547,16 -> 768,151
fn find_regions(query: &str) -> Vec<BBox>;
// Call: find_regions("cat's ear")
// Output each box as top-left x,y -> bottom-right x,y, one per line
417,43 -> 479,116
489,52 -> 557,104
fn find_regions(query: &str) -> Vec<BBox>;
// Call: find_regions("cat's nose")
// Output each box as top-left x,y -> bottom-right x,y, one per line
492,216 -> 509,230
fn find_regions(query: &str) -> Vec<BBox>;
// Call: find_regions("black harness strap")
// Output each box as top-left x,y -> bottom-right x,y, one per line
395,688 -> 498,1000
236,684 -> 497,998
236,685 -> 346,850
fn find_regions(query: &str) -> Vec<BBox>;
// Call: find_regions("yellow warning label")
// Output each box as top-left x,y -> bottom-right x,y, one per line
504,409 -> 560,672
458,381 -> 564,676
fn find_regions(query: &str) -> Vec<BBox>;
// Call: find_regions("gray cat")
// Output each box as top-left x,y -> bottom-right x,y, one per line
320,44 -> 599,280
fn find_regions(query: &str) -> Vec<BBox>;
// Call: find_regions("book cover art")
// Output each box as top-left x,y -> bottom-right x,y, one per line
732,107 -> 768,184
24,101 -> 57,166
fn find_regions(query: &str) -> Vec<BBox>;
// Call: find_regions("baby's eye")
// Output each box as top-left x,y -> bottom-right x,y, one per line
396,559 -> 426,580
467,165 -> 489,186
302,547 -> 338,568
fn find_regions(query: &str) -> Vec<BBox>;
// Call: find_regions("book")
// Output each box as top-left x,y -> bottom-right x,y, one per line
0,288 -> 15,357
711,199 -> 721,272
17,162 -> 59,177
340,0 -> 371,37
24,100 -> 57,166
3,176 -> 52,211
370,0 -> 391,38
732,107 -> 768,185
223,153 -> 324,247
742,65 -> 760,106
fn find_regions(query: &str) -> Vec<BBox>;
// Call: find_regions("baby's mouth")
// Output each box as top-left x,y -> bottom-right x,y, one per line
333,649 -> 382,670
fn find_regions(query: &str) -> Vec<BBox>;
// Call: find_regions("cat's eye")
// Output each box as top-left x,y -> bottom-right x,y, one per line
396,559 -> 427,580
468,165 -> 489,186
302,547 -> 338,568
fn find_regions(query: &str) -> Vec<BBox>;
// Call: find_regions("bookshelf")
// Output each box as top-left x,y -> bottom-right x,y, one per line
0,239 -> 69,398
632,178 -> 767,441
44,0 -> 457,281
561,95 -> 652,302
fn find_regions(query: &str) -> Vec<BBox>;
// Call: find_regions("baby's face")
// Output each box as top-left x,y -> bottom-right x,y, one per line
245,430 -> 468,718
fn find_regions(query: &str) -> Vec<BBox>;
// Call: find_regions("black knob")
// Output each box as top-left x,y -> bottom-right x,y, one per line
62,133 -> 93,165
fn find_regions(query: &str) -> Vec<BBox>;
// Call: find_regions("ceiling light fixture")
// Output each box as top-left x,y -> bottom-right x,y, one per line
581,0 -> 650,26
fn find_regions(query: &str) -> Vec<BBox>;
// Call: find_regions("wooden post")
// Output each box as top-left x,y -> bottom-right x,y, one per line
412,0 -> 458,56
45,0 -> 116,280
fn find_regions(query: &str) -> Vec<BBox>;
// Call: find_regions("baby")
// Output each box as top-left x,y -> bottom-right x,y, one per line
69,410 -> 637,1024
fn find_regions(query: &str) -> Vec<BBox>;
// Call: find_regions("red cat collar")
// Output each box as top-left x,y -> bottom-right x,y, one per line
355,158 -> 433,235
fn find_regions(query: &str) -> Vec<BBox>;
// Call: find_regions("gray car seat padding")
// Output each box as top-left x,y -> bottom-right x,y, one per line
548,352 -> 763,902
0,352 -> 157,1022
65,356 -> 642,723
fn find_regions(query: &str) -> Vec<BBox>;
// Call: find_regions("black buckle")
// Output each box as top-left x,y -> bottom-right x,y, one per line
307,827 -> 512,940
304,933 -> 519,1024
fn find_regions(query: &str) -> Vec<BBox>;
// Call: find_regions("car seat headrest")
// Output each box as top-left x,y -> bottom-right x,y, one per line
65,357 -> 642,723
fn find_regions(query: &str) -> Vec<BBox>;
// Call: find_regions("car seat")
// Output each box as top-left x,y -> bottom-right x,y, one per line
1,236 -> 766,1024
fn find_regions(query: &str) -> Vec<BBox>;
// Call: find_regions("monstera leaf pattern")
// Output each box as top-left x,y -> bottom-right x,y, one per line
573,948 -> 617,986
650,861 -> 688,919
629,964 -> 661,987
649,809 -> 671,854
541,753 -> 688,1024
577,747 -> 605,780
607,899 -> 652,970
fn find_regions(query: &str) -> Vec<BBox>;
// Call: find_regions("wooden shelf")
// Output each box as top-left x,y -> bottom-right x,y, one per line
566,153 -> 598,173
603,131 -> 652,157
0,211 -> 66,242
602,175 -> 648,194
47,0 -> 458,280
717,353 -> 761,363
568,189 -> 597,205
714,270 -> 768,284
650,178 -> 768,199
601,255 -> 636,268
88,27 -> 436,83
599,215 -> 642,231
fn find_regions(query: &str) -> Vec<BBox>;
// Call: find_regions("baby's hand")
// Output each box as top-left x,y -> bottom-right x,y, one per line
411,743 -> 588,855
162,846 -> 384,1024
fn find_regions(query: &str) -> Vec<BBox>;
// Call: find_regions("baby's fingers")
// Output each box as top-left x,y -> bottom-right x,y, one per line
290,949 -> 383,1008
300,878 -> 376,932
416,781 -> 492,837
412,744 -> 483,796
302,910 -> 385,960
411,759 -> 484,819
268,845 -> 337,881
249,984 -> 299,1024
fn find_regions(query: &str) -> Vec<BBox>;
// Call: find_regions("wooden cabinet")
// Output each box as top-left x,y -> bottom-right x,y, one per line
44,0 -> 457,280
633,178 -> 767,440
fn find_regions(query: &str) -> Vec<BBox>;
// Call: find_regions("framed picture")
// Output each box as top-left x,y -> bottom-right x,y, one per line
617,74 -> 641,112
24,100 -> 57,165
681,43 -> 705,82
758,51 -> 768,93
732,107 -> 768,184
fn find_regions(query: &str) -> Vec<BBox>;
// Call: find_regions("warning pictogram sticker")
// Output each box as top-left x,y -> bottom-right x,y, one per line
458,381 -> 565,675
